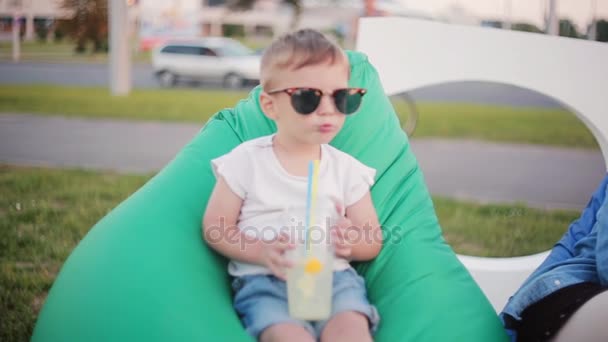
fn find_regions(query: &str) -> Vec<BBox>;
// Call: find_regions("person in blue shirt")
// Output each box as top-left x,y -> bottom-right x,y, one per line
501,174 -> 608,341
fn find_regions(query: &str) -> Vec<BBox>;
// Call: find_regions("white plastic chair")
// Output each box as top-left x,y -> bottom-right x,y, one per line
357,17 -> 608,312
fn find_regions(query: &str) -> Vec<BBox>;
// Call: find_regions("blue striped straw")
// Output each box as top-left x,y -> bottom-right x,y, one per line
305,160 -> 320,251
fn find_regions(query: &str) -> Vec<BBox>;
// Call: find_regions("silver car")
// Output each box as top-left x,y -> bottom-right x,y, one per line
152,37 -> 261,89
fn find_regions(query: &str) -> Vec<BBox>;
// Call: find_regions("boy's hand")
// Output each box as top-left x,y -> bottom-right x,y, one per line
331,202 -> 353,259
257,233 -> 294,280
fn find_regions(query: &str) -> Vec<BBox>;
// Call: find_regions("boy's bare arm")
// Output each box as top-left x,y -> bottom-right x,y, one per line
203,177 -> 294,278
341,192 -> 383,261
203,177 -> 264,264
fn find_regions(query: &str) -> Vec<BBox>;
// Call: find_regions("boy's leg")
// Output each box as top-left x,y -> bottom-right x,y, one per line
315,268 -> 379,341
552,290 -> 608,342
319,311 -> 372,342
260,323 -> 315,342
232,275 -> 315,341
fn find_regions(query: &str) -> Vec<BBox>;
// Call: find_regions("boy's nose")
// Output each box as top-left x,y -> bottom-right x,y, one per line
316,95 -> 337,115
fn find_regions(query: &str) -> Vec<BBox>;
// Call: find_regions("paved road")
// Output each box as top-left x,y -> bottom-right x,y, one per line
0,62 -> 156,88
0,62 -> 562,107
410,139 -> 605,210
0,113 -> 198,174
0,62 -> 228,89
1,113 -> 604,210
407,81 -> 561,108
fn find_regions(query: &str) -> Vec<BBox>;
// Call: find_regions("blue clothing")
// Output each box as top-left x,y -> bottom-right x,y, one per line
231,268 -> 380,339
500,174 -> 608,339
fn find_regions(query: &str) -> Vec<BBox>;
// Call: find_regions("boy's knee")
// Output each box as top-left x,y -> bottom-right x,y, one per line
320,311 -> 372,342
259,323 -> 314,342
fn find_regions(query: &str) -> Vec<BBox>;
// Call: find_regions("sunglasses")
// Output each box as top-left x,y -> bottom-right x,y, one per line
266,87 -> 367,115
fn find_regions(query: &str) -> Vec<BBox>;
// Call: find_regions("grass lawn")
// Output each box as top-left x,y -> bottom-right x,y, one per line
434,197 -> 574,257
391,99 -> 598,149
0,85 -> 249,123
0,40 -> 151,64
0,166 -> 150,341
0,85 -> 599,149
0,165 -> 578,340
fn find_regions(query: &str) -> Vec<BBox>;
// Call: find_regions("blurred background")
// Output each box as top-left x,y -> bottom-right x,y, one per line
1,0 -> 607,54
1,1 -> 607,340
0,0 -> 606,88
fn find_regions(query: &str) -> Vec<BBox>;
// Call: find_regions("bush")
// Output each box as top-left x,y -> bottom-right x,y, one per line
34,18 -> 55,42
223,24 -> 245,37
53,20 -> 68,42
512,22 -> 543,34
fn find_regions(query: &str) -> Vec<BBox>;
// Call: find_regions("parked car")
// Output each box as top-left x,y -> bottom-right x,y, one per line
152,37 -> 261,89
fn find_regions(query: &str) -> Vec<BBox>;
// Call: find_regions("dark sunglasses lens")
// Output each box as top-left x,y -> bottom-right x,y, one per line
334,89 -> 363,115
291,89 -> 321,115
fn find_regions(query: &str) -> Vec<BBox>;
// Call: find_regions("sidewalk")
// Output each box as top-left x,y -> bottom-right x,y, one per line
1,113 -> 605,210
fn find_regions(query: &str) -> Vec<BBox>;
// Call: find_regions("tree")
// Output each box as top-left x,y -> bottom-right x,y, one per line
60,0 -> 108,53
227,0 -> 301,30
511,22 -> 543,34
594,19 -> 608,42
559,18 -> 579,38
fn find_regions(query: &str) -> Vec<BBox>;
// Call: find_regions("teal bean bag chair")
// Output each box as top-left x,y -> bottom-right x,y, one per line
33,51 -> 507,341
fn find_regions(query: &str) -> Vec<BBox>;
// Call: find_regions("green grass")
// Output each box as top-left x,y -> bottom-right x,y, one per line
434,197 -> 575,257
0,85 -> 599,149
234,36 -> 271,51
0,85 -> 248,123
0,166 -> 150,341
392,99 -> 599,149
0,40 -> 151,64
0,165 -> 580,340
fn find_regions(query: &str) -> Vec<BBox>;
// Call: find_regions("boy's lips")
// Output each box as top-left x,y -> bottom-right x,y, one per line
319,124 -> 335,133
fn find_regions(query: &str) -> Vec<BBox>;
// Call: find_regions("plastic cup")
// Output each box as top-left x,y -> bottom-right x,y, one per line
286,240 -> 334,320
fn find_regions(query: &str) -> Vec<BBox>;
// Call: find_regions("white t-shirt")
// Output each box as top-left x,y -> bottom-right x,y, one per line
211,134 -> 376,276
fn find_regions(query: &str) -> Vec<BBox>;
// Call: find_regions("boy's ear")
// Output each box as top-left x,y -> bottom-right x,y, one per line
259,92 -> 277,120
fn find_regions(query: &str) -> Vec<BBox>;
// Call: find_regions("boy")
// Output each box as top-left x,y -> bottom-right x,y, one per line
203,29 -> 382,342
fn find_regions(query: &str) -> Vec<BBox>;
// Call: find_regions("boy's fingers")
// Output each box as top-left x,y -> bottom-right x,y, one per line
268,254 -> 290,279
333,225 -> 349,239
335,203 -> 344,217
270,250 -> 293,267
335,217 -> 352,232
270,265 -> 287,280
334,240 -> 351,250
278,256 -> 293,268
334,243 -> 352,257
336,249 -> 351,258
274,240 -> 294,251
269,255 -> 282,270
330,196 -> 344,217
331,230 -> 348,246
330,230 -> 339,245
270,252 -> 292,268
278,231 -> 291,242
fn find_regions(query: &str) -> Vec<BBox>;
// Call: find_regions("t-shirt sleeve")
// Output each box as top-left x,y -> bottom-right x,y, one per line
210,146 -> 249,199
344,157 -> 376,207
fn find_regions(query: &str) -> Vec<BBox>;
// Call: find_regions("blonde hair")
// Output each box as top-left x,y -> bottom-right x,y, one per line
260,29 -> 348,90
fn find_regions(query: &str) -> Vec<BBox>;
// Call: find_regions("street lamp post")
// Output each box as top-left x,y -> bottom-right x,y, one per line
10,0 -> 22,62
589,0 -> 597,41
503,0 -> 512,30
12,13 -> 21,62
108,0 -> 132,96
546,0 -> 558,35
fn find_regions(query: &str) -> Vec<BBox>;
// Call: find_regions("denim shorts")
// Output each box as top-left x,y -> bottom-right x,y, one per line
231,267 -> 380,339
